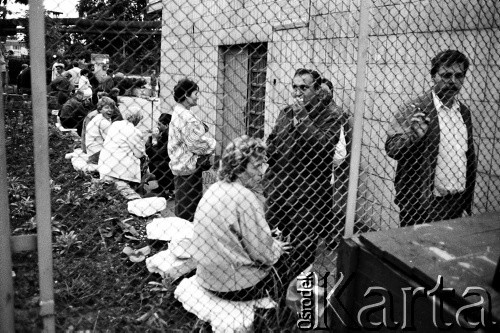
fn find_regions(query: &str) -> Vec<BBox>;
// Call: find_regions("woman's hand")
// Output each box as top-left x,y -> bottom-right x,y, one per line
272,229 -> 292,254
276,239 -> 292,255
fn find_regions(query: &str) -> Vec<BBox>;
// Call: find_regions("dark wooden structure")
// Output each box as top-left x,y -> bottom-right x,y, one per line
332,211 -> 500,332
0,18 -> 161,36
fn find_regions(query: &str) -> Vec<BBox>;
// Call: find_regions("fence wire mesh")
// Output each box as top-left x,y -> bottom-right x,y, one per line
2,0 -> 499,331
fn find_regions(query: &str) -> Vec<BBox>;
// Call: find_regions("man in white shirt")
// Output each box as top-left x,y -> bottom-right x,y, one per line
386,50 -> 477,227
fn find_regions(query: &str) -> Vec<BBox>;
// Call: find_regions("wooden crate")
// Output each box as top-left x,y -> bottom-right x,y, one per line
331,212 -> 500,332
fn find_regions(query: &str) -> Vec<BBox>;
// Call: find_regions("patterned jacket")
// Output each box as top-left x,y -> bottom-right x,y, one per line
168,104 -> 216,176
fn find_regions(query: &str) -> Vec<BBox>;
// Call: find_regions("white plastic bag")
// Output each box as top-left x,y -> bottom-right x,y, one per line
146,217 -> 193,241
127,197 -> 167,217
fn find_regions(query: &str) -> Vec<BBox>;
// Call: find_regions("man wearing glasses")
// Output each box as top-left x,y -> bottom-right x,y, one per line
386,50 -> 477,227
264,68 -> 341,286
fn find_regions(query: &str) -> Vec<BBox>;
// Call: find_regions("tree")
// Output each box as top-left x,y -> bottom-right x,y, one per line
71,0 -> 159,74
1,0 -> 28,19
77,0 -> 148,21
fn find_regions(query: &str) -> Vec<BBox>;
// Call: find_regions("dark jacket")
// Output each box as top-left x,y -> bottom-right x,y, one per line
50,76 -> 73,93
59,97 -> 87,122
385,92 -> 476,215
265,102 -> 341,208
146,116 -> 171,170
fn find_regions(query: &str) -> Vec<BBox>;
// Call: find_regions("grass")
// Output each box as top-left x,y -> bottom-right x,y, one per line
7,105 -> 198,332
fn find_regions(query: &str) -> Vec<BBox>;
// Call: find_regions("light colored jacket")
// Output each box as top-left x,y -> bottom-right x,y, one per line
168,104 -> 216,176
68,67 -> 81,87
78,75 -> 92,98
193,181 -> 282,292
86,114 -> 111,156
98,120 -> 145,183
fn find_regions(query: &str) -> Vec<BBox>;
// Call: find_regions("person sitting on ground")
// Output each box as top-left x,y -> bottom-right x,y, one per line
146,113 -> 175,200
50,71 -> 74,105
51,62 -> 64,81
81,95 -> 123,154
84,97 -> 119,164
78,68 -> 93,102
67,61 -> 81,88
59,90 -> 87,136
99,68 -> 115,93
98,107 -> 145,194
192,135 -> 291,302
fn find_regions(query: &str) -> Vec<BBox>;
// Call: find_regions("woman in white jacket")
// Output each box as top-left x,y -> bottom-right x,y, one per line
78,68 -> 93,101
98,107 -> 145,185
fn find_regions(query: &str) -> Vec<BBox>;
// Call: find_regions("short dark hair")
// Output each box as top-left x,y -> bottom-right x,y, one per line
294,68 -> 322,89
430,50 -> 470,77
158,113 -> 172,126
106,69 -> 113,75
173,78 -> 199,103
80,68 -> 89,76
321,77 -> 334,91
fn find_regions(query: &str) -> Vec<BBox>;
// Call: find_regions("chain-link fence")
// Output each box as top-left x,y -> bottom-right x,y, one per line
2,0 -> 499,331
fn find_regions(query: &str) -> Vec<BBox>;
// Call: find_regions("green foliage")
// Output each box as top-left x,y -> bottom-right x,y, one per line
54,230 -> 83,255
77,0 -> 148,21
72,0 -> 160,74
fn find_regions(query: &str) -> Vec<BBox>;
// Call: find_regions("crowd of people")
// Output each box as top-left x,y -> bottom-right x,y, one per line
51,48 -> 475,324
175,49 -> 477,313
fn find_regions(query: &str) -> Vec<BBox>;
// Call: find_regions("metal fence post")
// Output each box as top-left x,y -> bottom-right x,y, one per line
29,1 -> 56,332
344,0 -> 372,237
0,84 -> 15,333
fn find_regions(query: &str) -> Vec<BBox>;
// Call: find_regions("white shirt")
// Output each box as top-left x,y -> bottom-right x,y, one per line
78,76 -> 92,98
330,126 -> 347,184
68,67 -> 81,87
85,114 -> 111,156
432,91 -> 467,196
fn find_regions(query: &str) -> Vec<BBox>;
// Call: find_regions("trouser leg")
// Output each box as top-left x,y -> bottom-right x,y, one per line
174,170 -> 203,222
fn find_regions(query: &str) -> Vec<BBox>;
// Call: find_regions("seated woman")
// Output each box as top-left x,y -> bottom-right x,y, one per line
84,97 -> 118,164
98,107 -> 145,192
192,135 -> 291,301
78,68 -> 93,102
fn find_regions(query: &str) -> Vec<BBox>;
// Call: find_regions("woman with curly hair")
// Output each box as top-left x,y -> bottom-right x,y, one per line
168,78 -> 216,221
192,135 -> 291,301
84,97 -> 121,164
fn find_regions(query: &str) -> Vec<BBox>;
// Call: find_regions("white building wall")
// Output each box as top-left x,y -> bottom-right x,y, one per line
158,0 -> 500,228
